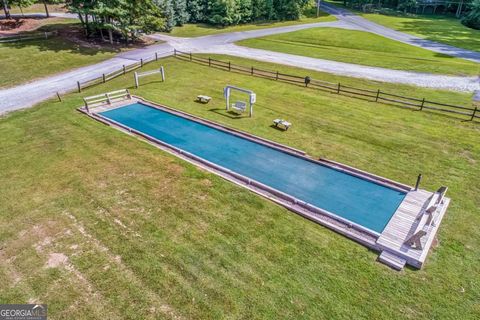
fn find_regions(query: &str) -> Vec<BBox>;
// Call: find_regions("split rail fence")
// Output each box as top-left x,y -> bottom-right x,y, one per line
174,49 -> 479,122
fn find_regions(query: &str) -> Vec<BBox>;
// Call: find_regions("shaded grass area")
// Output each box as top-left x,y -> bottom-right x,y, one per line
167,10 -> 335,37
326,0 -> 480,52
0,55 -> 479,319
237,27 -> 480,76
0,20 -> 117,88
8,3 -> 67,15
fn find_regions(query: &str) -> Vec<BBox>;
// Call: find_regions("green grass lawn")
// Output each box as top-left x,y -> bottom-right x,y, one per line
166,10 -> 336,37
0,20 -> 117,88
9,3 -> 67,14
0,55 -> 479,319
237,27 -> 480,76
326,0 -> 480,52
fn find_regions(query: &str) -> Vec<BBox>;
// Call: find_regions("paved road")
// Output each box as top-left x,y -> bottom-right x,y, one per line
320,2 -> 480,63
201,44 -> 480,92
1,7 -> 479,114
0,47 -> 174,114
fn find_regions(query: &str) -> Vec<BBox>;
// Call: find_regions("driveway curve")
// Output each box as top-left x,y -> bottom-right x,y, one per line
320,2 -> 480,63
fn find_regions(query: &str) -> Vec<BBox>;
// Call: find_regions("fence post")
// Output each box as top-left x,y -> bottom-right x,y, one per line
174,49 -> 177,57
251,67 -> 254,75
134,72 -> 139,89
276,71 -> 279,80
470,106 -> 478,121
420,98 -> 425,110
103,74 -> 106,83
337,83 -> 341,94
45,32 -> 48,39
208,57 -> 211,67
228,61 -> 231,71
155,52 -> 158,61
77,81 -> 81,93
141,59 -> 144,67
414,174 -> 422,191
375,89 -> 380,102
56,92 -> 62,102
123,65 -> 126,75
189,52 -> 192,61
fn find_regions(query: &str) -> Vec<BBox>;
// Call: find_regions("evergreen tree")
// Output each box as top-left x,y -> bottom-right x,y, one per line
187,0 -> 207,22
173,0 -> 189,25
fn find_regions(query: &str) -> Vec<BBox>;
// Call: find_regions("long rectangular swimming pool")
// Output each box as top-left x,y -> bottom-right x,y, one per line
99,102 -> 406,233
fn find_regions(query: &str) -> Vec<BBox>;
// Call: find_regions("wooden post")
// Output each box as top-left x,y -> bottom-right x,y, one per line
189,52 -> 192,61
77,81 -> 81,93
174,49 -> 177,57
123,65 -> 126,75
140,59 -> 144,67
414,174 -> 422,191
155,52 -> 158,61
337,83 -> 341,94
420,98 -> 425,110
134,72 -> 139,89
228,61 -> 231,71
208,57 -> 211,67
276,71 -> 279,80
102,74 -> 106,83
56,92 -> 62,102
160,66 -> 165,82
470,106 -> 478,121
251,67 -> 254,75
375,89 -> 380,102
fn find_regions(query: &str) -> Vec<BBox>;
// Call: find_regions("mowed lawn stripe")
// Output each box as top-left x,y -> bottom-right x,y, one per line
237,27 -> 480,76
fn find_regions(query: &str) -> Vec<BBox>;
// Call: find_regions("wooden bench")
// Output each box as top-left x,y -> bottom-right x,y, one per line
231,101 -> 247,114
404,186 -> 448,250
273,119 -> 292,131
197,95 -> 212,103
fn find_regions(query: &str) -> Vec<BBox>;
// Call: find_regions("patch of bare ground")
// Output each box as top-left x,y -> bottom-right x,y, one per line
0,17 -> 62,36
64,211 -> 184,320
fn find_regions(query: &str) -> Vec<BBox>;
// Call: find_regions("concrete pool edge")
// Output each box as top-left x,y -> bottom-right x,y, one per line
78,97 -> 449,270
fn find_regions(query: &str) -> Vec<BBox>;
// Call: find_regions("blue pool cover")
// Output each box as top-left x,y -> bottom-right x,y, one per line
100,102 -> 406,233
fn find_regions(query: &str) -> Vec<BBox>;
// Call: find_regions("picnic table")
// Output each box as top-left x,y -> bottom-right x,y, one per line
273,119 -> 292,131
197,95 -> 212,103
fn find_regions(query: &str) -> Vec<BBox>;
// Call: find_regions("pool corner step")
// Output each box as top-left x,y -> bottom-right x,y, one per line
378,250 -> 407,271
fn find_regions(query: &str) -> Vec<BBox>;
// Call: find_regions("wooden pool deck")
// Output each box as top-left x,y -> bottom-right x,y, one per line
377,190 -> 450,270
79,94 -> 451,271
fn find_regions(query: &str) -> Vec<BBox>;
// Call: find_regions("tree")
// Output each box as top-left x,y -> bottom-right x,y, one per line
187,0 -> 207,22
37,0 -> 63,18
10,0 -> 35,17
65,0 -> 165,41
2,0 -> 11,19
462,0 -> 480,29
173,0 -> 189,25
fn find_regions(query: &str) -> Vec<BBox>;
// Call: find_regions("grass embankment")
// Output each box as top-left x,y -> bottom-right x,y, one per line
237,27 -> 480,76
167,10 -> 335,37
326,0 -> 480,52
0,20 -> 117,88
0,55 -> 479,319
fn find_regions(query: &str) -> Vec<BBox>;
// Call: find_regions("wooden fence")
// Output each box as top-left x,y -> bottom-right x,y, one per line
174,49 -> 479,122
0,31 -> 57,43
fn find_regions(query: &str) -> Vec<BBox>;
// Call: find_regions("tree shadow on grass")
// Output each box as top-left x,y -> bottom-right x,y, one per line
1,21 -> 120,56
